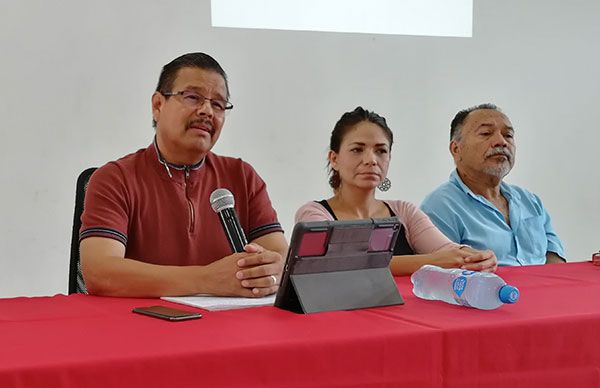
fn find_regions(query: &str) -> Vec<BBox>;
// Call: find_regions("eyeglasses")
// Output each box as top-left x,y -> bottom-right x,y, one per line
161,90 -> 233,113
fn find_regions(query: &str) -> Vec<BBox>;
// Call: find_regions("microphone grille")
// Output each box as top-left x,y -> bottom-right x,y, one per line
210,188 -> 235,213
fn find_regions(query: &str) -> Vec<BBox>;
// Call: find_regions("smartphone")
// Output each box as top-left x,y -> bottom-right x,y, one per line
132,305 -> 202,321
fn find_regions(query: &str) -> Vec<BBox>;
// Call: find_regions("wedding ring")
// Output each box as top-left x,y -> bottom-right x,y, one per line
269,275 -> 278,285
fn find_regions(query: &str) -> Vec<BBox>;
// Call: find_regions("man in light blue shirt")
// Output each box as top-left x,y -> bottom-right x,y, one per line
421,104 -> 565,266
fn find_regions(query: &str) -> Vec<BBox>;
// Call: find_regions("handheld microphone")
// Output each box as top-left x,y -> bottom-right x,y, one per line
210,188 -> 248,253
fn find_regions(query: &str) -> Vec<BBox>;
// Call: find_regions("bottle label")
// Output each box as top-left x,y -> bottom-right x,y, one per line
452,275 -> 471,307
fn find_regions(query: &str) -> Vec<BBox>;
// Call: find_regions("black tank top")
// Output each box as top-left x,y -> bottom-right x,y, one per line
317,200 -> 414,256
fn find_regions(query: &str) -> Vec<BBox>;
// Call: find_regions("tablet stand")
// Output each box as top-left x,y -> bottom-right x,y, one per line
275,219 -> 404,314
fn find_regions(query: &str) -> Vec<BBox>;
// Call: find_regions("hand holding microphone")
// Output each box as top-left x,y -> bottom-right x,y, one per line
210,188 -> 282,296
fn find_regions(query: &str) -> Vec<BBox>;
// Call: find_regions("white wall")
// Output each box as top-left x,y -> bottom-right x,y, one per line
1,0 -> 598,297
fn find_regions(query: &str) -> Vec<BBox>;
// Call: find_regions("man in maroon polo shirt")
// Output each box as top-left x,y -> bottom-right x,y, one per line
80,53 -> 287,298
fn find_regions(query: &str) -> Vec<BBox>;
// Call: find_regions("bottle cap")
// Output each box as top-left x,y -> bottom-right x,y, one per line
499,285 -> 520,304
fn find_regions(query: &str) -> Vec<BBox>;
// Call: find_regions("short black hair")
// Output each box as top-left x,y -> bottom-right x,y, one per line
450,103 -> 500,141
153,53 -> 229,127
328,106 -> 393,189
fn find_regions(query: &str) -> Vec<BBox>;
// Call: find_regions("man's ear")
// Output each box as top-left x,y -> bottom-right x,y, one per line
449,140 -> 460,158
151,92 -> 164,125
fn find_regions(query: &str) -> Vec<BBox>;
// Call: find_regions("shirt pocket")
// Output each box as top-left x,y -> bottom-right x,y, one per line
520,215 -> 547,259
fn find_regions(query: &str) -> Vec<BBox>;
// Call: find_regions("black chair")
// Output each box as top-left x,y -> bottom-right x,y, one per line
69,167 -> 97,294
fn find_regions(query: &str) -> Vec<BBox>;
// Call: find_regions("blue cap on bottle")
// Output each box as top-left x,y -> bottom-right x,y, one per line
499,285 -> 520,304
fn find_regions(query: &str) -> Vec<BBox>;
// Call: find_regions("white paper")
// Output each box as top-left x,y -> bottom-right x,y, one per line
161,294 -> 276,311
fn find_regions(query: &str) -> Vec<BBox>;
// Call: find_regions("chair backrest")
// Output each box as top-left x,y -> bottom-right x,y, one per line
69,167 -> 97,294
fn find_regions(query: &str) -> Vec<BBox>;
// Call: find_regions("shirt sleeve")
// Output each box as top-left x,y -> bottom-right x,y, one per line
420,195 -> 463,244
391,200 -> 458,254
535,194 -> 566,258
79,162 -> 129,246
294,201 -> 334,223
241,162 -> 284,241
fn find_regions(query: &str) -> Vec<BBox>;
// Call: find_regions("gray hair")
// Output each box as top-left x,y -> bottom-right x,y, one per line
450,103 -> 500,141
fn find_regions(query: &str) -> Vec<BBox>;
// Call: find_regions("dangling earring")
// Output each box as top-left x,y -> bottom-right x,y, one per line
377,177 -> 391,192
329,169 -> 340,189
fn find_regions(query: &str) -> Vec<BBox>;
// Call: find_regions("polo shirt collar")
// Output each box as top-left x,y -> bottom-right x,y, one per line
152,137 -> 205,179
146,138 -> 207,183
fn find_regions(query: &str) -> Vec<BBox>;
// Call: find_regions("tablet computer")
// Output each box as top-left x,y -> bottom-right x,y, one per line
274,218 -> 404,314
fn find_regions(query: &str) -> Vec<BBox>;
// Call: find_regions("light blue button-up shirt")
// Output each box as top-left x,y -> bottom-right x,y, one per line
421,170 -> 565,266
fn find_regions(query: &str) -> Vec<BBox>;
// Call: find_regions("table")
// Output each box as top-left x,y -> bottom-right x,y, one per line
1,262 -> 599,387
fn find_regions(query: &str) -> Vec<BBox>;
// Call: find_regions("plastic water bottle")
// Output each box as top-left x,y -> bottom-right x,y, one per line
411,265 -> 519,310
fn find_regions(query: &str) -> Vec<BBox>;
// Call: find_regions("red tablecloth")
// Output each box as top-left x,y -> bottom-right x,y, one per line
392,262 -> 600,387
1,262 -> 599,387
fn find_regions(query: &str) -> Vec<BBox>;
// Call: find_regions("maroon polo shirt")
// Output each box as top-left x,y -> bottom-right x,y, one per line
80,143 -> 283,266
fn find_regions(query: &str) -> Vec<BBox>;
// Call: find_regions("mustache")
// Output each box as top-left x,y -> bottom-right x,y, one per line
485,146 -> 513,160
188,119 -> 214,134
